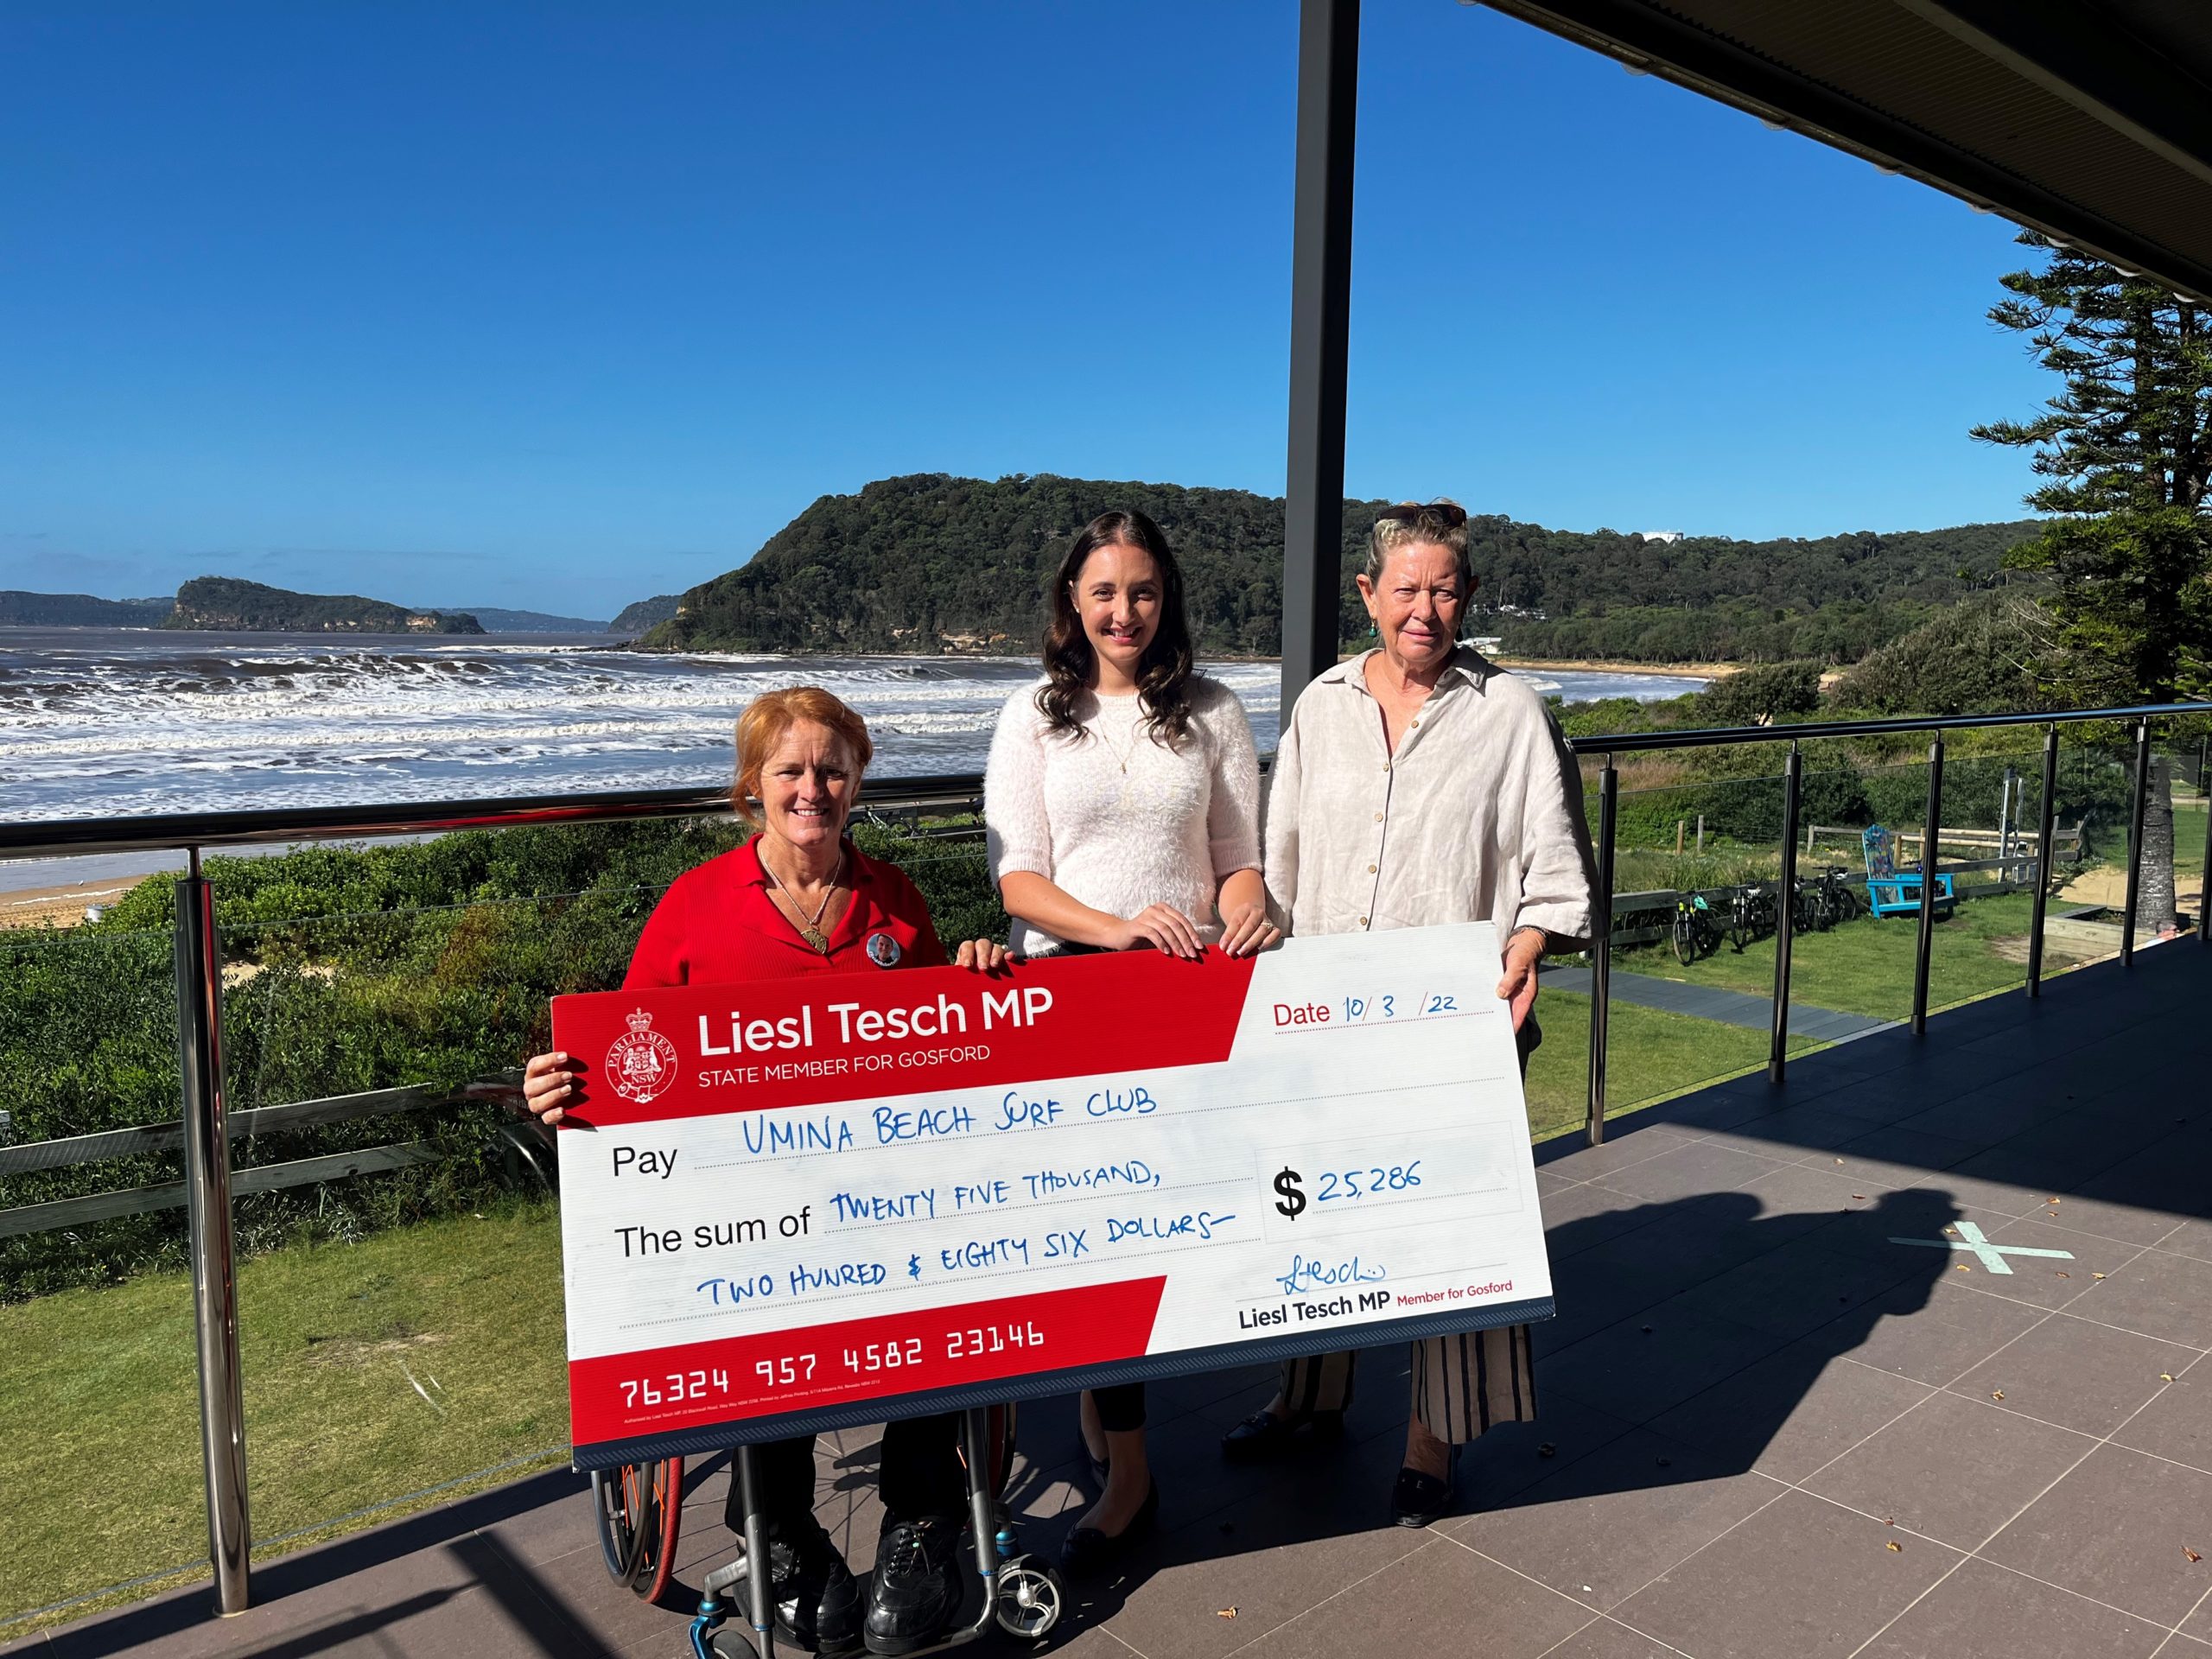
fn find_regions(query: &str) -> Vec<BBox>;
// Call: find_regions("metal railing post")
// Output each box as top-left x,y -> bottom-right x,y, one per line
1586,758 -> 1618,1147
2201,750 -> 2212,944
2027,726 -> 2060,995
2121,720 -> 2151,966
1769,744 -> 1802,1082
1911,735 -> 1945,1036
175,849 -> 251,1614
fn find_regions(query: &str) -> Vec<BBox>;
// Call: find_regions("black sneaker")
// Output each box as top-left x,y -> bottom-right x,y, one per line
862,1515 -> 964,1656
767,1515 -> 862,1655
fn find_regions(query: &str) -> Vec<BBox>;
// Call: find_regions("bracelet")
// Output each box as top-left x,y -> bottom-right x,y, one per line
1507,925 -> 1548,955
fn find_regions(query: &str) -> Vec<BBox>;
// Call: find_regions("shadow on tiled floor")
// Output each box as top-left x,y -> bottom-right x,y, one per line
10,945 -> 2212,1658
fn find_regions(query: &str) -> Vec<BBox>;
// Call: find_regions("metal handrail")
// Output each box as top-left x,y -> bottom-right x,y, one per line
0,772 -> 993,862
1560,700 -> 2211,754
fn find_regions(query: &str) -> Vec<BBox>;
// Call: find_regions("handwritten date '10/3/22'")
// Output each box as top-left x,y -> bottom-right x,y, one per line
1274,994 -> 1459,1027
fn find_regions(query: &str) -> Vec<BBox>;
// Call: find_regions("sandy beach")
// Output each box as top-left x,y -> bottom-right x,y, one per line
0,875 -> 152,931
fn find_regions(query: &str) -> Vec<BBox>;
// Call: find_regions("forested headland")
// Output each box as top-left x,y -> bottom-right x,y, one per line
0,591 -> 172,626
638,472 -> 2038,664
161,576 -> 486,634
610,593 -> 680,634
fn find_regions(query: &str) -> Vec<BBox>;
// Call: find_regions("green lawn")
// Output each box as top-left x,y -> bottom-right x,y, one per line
2174,798 -> 2208,879
0,1203 -> 568,1635
1617,889 -> 2056,1021
1522,988 -> 1821,1143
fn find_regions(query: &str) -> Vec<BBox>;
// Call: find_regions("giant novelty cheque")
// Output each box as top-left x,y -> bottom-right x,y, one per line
552,923 -> 1556,1468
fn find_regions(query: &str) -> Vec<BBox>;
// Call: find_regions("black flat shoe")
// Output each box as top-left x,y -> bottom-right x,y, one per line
1057,1479 -> 1159,1576
1219,1408 -> 1344,1463
1389,1457 -> 1458,1529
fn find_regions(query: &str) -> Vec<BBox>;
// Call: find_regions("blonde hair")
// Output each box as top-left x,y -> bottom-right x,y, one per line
733,686 -> 873,824
1366,499 -> 1474,593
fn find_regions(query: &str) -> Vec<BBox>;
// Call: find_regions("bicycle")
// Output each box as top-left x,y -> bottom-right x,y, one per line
1797,866 -> 1859,931
1725,884 -> 1767,952
1672,893 -> 1721,964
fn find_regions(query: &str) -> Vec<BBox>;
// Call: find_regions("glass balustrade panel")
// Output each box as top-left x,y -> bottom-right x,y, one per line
0,860 -> 204,1634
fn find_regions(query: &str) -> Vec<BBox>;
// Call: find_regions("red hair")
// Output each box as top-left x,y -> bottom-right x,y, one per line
732,687 -> 874,824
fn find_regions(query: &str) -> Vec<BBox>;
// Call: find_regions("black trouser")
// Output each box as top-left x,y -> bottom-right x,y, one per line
723,1414 -> 967,1535
1090,1382 -> 1146,1433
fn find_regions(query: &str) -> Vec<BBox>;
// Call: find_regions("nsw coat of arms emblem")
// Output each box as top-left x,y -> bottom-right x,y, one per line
605,1008 -> 680,1106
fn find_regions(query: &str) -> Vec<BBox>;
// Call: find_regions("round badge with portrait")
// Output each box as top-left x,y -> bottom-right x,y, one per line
865,931 -> 902,968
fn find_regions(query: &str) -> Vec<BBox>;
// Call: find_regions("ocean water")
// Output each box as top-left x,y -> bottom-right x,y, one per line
0,629 -> 1703,826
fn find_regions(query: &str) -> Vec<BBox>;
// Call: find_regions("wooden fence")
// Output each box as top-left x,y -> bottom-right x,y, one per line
0,1074 -> 532,1241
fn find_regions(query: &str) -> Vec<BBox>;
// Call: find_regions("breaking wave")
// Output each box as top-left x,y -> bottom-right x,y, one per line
0,629 -> 1695,822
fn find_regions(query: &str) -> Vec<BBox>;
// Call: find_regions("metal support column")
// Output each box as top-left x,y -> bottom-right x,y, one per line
1279,0 -> 1359,716
175,849 -> 250,1614
2027,726 -> 2060,995
1911,736 -> 1945,1036
2120,719 -> 2151,966
1586,759 -> 1618,1147
1769,743 -> 1802,1083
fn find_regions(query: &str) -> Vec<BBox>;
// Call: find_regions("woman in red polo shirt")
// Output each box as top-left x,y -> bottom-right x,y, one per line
523,685 -> 1007,1659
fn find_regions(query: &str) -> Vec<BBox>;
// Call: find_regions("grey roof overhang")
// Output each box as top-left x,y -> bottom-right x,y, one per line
1479,0 -> 2212,302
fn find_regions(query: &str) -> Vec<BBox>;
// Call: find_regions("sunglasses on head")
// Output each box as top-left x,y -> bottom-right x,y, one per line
1376,500 -> 1468,529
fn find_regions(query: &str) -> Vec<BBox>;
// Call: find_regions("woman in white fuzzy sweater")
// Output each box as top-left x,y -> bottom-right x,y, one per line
984,507 -> 1276,1573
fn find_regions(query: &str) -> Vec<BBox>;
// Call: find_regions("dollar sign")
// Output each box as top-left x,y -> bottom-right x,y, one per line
1272,1166 -> 1306,1220
907,1254 -> 921,1280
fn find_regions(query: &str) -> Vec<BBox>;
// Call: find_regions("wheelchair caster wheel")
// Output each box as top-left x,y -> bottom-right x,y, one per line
993,1554 -> 1065,1639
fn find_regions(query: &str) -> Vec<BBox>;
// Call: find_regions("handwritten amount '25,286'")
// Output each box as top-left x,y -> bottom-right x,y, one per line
1271,1161 -> 1422,1219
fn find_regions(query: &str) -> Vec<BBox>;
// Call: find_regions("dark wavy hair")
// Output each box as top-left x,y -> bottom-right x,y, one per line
1036,508 -> 1196,746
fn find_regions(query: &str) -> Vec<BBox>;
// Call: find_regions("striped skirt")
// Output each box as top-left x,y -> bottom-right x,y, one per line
1279,1322 -> 1537,1445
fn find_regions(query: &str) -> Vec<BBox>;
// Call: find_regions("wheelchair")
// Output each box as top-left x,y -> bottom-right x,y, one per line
589,1402 -> 1067,1656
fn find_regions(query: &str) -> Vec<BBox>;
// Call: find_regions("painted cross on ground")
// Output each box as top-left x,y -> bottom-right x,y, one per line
1889,1220 -> 2075,1275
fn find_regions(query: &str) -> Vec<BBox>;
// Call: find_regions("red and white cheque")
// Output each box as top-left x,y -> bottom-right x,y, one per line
550,923 -> 1555,1468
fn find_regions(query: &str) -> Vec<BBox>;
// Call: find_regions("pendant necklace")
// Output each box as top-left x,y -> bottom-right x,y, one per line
1101,704 -> 1142,774
766,849 -> 844,953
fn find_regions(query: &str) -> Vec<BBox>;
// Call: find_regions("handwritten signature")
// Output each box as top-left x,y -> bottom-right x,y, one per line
1274,1254 -> 1388,1297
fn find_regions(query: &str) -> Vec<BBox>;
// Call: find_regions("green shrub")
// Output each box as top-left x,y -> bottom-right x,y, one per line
2,819 -> 1006,1300
1697,661 -> 1824,726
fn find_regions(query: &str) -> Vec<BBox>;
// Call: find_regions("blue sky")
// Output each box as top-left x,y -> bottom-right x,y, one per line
0,2 -> 2051,618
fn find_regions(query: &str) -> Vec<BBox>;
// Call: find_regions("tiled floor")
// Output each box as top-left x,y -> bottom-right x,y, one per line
10,944 -> 2210,1659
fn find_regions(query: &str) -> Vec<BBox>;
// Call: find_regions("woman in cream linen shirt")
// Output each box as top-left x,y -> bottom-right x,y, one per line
1220,499 -> 1597,1529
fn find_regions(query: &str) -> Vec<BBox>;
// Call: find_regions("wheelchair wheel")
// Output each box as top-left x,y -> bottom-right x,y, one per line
591,1456 -> 684,1603
994,1554 -> 1066,1640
